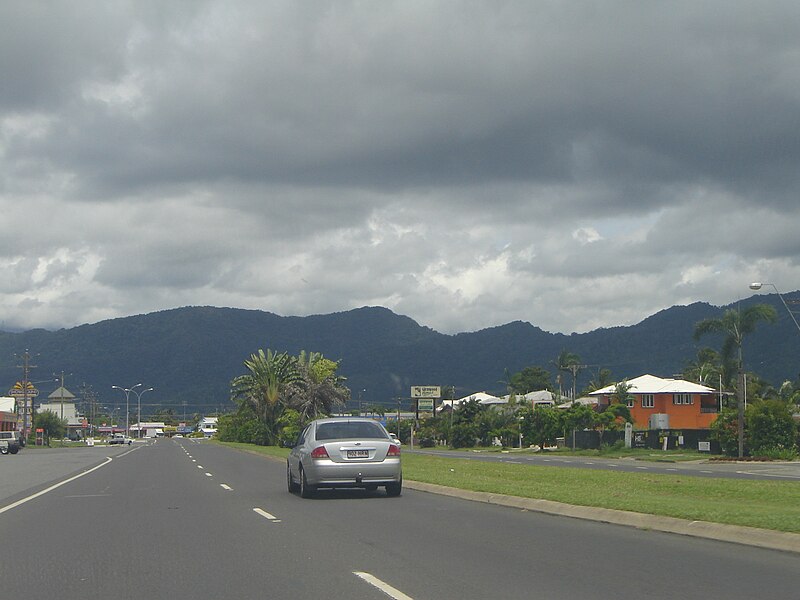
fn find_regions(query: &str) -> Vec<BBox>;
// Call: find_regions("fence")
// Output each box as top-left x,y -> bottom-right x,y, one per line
565,428 -> 720,454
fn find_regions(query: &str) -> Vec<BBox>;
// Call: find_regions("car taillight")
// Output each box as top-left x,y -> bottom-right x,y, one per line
387,444 -> 401,457
310,446 -> 329,459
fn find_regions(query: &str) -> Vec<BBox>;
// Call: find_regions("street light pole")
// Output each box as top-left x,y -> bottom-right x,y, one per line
112,383 -> 141,438
749,282 -> 800,335
131,387 -> 153,438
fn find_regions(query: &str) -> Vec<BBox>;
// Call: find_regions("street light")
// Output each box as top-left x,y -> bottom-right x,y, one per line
130,387 -> 153,438
112,383 -> 142,437
749,282 -> 800,335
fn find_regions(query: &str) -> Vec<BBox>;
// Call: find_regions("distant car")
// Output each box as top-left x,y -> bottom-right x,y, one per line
287,418 -> 402,498
108,434 -> 131,445
389,432 -> 402,445
0,431 -> 22,454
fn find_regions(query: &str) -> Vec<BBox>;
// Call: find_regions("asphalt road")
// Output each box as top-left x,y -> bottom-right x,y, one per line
1,440 -> 798,599
408,448 -> 800,480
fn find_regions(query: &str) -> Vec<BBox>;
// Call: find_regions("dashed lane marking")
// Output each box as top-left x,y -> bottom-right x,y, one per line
353,572 -> 414,600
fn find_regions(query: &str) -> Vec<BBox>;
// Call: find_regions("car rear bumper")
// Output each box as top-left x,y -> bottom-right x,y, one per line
305,459 -> 401,487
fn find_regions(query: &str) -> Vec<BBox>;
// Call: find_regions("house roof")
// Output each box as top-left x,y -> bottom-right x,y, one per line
48,386 -> 76,400
589,374 -> 715,396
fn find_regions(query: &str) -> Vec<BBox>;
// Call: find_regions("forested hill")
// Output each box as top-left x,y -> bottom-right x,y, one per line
0,294 -> 798,414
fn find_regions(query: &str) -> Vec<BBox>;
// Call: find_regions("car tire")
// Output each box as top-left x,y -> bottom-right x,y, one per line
287,463 -> 299,493
385,479 -> 402,497
9,445 -> 19,454
0,446 -> 8,455
300,467 -> 316,499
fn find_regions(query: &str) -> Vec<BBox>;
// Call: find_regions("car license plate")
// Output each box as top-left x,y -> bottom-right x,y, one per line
346,450 -> 369,458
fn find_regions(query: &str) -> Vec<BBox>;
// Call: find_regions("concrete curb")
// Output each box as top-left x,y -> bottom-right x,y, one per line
404,480 -> 800,555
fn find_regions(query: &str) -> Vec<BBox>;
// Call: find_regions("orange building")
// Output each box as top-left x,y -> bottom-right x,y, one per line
589,374 -> 720,429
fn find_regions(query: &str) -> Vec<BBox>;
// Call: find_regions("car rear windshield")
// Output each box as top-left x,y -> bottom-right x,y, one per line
315,421 -> 388,441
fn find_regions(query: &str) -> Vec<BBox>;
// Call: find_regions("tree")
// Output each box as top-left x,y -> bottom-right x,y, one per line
694,303 -> 778,457
562,402 -> 596,447
289,351 -> 350,423
450,398 -> 485,448
553,350 -> 581,399
610,380 -> 634,407
594,400 -> 633,446
507,366 -> 552,394
584,368 -> 613,394
682,347 -> 722,386
519,405 -> 562,449
34,410 -> 66,446
746,400 -> 797,458
230,348 -> 302,445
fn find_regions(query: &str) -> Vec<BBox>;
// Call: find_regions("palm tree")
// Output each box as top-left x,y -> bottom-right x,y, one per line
230,348 -> 301,444
682,347 -> 722,386
694,303 -> 777,457
552,350 -> 581,400
289,351 -> 350,423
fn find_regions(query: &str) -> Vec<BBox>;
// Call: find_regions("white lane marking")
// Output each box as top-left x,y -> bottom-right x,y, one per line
700,470 -> 713,474
636,466 -> 648,470
220,484 -> 233,491
253,508 -> 280,522
353,572 -> 414,600
205,473 -> 213,477
0,457 -> 114,516
666,468 -> 678,471
735,471 -> 800,479
197,465 -> 203,469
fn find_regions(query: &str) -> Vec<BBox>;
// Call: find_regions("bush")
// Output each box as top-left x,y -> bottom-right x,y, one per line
710,408 -> 743,456
746,399 -> 797,457
752,445 -> 798,460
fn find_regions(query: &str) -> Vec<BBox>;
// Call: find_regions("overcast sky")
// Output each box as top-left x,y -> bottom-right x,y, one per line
2,1 -> 799,335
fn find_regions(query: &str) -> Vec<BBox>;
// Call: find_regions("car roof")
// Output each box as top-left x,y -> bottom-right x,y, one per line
310,417 -> 381,425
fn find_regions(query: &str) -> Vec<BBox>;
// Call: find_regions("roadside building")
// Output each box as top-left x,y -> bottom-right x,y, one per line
0,397 -> 17,431
589,374 -> 719,429
38,386 -> 85,438
198,416 -> 218,437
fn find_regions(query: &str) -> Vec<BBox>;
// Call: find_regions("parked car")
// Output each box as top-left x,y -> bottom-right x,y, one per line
287,418 -> 402,498
108,434 -> 131,445
0,431 -> 22,454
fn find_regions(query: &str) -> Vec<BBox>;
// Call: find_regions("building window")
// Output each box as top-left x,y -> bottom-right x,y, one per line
627,397 -> 635,408
673,393 -> 692,405
642,394 -> 654,408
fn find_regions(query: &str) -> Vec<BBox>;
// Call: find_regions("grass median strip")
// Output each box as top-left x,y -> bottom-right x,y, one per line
402,454 -> 800,533
216,441 -> 800,533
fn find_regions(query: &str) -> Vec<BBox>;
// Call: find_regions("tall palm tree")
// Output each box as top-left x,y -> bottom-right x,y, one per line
552,350 -> 581,400
230,348 -> 301,443
694,303 -> 777,457
289,351 -> 350,423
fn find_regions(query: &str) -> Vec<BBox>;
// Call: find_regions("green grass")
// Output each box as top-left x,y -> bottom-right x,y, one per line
216,441 -> 800,533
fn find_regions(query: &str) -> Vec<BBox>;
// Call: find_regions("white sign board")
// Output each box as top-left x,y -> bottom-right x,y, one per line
411,386 -> 441,398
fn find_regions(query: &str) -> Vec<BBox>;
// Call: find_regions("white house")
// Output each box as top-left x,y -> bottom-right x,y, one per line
198,416 -> 218,437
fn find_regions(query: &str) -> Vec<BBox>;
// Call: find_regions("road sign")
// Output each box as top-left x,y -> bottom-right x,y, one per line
8,381 -> 39,398
411,386 -> 441,398
417,398 -> 435,411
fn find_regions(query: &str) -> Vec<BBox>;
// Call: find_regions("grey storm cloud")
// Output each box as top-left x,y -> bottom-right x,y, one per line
2,1 -> 800,335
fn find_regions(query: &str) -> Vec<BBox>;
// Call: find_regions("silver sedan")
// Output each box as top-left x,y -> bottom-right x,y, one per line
287,418 -> 402,498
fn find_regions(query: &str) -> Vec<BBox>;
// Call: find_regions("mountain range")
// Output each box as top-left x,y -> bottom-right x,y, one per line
1,293 -> 798,416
